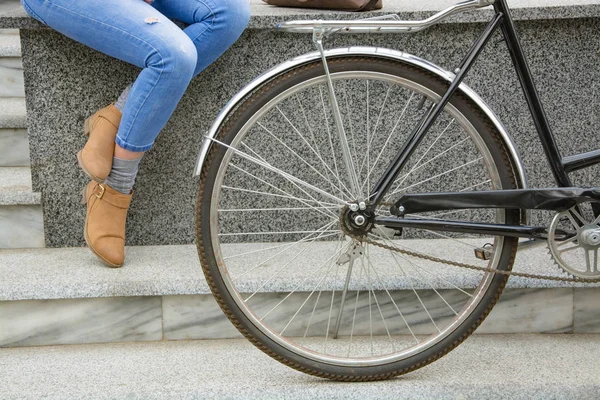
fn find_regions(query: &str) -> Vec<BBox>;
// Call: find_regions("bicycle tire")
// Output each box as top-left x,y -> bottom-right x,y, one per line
195,55 -> 520,381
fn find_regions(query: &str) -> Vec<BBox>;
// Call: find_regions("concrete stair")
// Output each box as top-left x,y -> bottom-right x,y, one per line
0,27 -> 42,249
0,29 -> 23,98
0,28 -> 27,168
1,242 -> 599,348
1,335 -> 599,399
0,166 -> 44,248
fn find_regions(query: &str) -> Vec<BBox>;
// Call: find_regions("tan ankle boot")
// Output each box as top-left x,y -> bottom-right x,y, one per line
83,181 -> 132,268
77,104 -> 122,183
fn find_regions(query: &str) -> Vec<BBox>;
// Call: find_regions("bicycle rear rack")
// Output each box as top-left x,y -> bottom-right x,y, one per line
276,0 -> 494,34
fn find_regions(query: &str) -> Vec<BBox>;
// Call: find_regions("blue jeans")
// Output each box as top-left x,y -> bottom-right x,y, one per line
21,0 -> 250,152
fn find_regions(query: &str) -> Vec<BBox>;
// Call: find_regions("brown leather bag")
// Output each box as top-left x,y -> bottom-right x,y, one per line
262,0 -> 382,12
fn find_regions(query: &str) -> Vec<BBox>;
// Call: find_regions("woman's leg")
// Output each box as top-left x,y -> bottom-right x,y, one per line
21,0 -> 200,267
109,0 -> 250,185
151,0 -> 251,77
109,0 -> 251,140
22,0 -> 199,153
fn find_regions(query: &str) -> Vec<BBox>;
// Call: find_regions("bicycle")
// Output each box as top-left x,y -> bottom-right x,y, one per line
193,0 -> 600,381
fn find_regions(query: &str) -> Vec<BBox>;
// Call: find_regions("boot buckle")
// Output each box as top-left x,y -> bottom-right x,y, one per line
94,184 -> 106,199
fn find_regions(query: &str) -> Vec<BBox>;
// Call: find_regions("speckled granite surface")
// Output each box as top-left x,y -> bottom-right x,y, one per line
2,335 -> 600,399
9,1 -> 600,246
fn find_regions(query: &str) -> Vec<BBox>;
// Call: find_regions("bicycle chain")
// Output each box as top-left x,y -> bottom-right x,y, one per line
339,211 -> 600,284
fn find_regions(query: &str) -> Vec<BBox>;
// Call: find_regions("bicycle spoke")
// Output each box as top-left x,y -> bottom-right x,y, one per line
358,85 -> 393,177
221,186 -> 338,210
323,262 -> 339,353
229,164 -> 338,219
366,80 -> 371,196
389,157 -> 483,197
223,241 -> 314,261
386,248 -> 441,333
296,95 -> 344,198
364,256 -> 374,355
347,263 -> 364,357
262,240 -> 348,324
278,241 -> 344,336
319,86 -> 345,198
220,230 -> 339,237
220,206 -> 338,213
361,246 -> 419,344
259,118 -> 352,199
365,93 -> 417,186
240,141 -> 353,221
459,179 -> 492,192
342,83 -> 361,189
246,224 -> 342,302
392,120 -> 456,191
234,220 -> 338,279
364,253 -> 397,350
369,233 -> 474,298
378,236 -> 459,316
209,137 -> 348,205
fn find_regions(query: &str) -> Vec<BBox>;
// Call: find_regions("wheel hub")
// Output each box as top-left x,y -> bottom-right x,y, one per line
341,205 -> 375,237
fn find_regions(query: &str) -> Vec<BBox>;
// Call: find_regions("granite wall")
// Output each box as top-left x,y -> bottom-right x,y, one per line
20,16 -> 600,247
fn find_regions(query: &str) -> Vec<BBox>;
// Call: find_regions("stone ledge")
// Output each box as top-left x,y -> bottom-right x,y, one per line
0,98 -> 26,129
1,243 -> 598,302
3,0 -> 600,30
0,167 -> 40,205
0,32 -> 20,57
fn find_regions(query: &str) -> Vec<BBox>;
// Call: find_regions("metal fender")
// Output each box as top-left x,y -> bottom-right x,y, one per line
194,46 -> 527,191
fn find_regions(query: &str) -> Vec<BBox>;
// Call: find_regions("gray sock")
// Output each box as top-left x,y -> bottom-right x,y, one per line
114,84 -> 132,113
104,156 -> 142,194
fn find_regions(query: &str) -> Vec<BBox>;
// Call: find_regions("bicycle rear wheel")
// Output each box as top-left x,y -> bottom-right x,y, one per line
196,56 -> 520,380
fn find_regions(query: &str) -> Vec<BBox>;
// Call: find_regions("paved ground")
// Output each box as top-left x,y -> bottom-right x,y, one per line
1,334 -> 599,399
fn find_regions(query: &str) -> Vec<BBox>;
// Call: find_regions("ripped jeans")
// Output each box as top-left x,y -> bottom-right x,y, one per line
21,0 -> 250,152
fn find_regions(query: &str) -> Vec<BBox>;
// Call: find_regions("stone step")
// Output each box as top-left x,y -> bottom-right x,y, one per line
1,334 -> 599,399
0,30 -> 24,98
0,32 -> 28,164
0,166 -> 44,248
0,97 -> 26,128
0,0 -> 20,14
0,60 -> 24,98
1,243 -> 598,347
0,127 -> 29,166
0,30 -> 20,56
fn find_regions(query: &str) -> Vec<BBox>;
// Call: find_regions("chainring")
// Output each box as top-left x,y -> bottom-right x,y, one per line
548,206 -> 600,278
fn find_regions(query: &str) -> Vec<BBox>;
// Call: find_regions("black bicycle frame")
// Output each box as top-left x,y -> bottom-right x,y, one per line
369,0 -> 600,239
